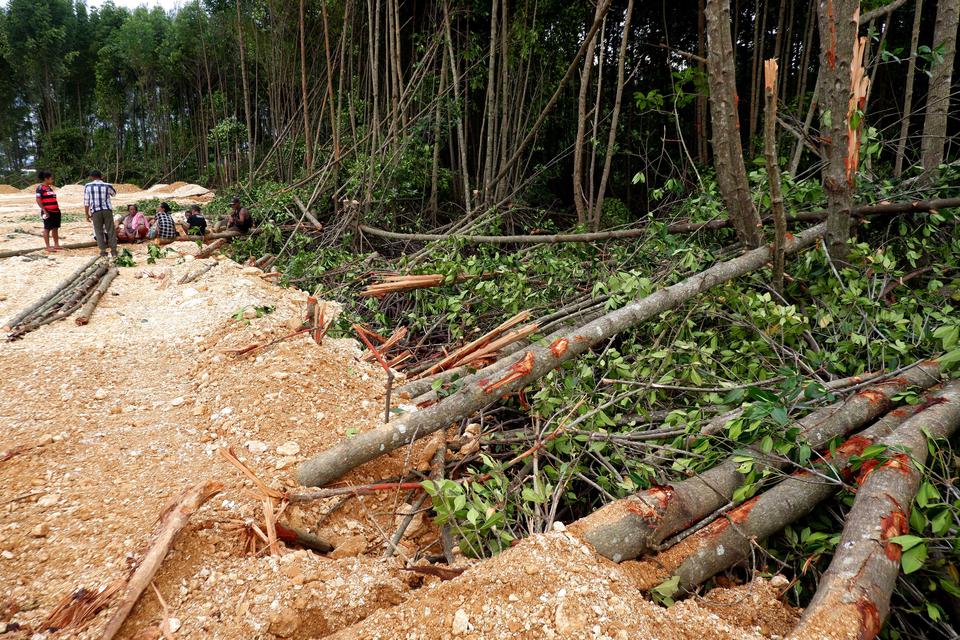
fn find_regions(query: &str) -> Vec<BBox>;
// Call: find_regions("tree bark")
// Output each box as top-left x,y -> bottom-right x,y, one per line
2,256 -> 99,330
816,0 -> 859,261
705,0 -> 764,248
235,0 -> 255,182
298,223 -> 829,487
920,0 -> 960,182
298,0 -> 313,169
593,0 -> 635,230
75,267 -> 118,326
567,360 -> 942,562
573,3 -> 602,225
791,380 -> 960,640
763,59 -> 786,292
894,0 -> 924,177
630,384 -> 959,592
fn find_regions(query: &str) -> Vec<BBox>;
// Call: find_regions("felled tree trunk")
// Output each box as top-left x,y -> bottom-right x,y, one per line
567,360 -> 941,562
298,223 -> 828,487
628,383 -> 960,592
75,267 -> 118,326
791,380 -> 960,640
704,0 -> 764,248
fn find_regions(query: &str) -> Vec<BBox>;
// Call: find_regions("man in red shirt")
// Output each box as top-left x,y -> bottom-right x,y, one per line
35,170 -> 61,252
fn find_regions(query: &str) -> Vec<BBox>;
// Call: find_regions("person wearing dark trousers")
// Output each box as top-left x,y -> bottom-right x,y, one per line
35,170 -> 62,253
83,169 -> 118,258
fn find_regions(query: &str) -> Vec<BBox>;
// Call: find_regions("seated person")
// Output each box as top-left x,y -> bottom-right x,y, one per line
185,204 -> 208,236
148,202 -> 179,241
219,196 -> 253,233
117,204 -> 149,242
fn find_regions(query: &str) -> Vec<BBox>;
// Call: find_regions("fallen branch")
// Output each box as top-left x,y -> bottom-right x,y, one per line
75,268 -> 118,326
177,261 -> 217,285
791,381 -> 960,640
417,311 -> 533,377
567,360 -> 941,562
631,383 -> 959,592
298,223 -> 830,488
41,580 -> 123,634
101,480 -> 222,640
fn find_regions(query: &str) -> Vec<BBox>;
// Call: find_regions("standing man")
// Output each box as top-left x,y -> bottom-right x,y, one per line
35,170 -> 61,253
83,169 -> 118,259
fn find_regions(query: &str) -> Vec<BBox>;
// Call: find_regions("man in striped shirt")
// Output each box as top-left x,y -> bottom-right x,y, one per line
83,169 -> 118,258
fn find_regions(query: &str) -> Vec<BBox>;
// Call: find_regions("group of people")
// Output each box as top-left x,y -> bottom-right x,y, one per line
35,169 -> 254,257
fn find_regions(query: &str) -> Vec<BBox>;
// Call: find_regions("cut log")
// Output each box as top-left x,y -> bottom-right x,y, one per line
629,383 -> 960,592
101,481 -> 222,640
75,268 -> 119,326
0,240 -> 99,259
567,360 -> 941,562
790,380 -> 960,640
194,238 -> 229,259
2,255 -> 100,329
356,198 -> 960,244
298,223 -> 828,488
177,261 -> 217,285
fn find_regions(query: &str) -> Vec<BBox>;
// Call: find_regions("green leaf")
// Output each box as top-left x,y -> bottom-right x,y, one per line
901,542 -> 928,574
889,534 -> 924,552
939,348 -> 960,370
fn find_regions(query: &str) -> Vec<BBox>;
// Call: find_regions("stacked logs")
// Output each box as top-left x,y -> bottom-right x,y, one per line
4,256 -> 119,339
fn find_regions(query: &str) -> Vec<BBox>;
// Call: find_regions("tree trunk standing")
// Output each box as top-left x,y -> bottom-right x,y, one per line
792,381 -> 960,640
443,1 -> 473,216
429,46 -> 448,224
299,0 -> 313,169
894,0 -> 925,177
482,0 -> 500,204
235,0 -> 255,183
763,59 -> 786,292
747,0 -> 764,148
594,0 -> 635,229
573,3 -> 602,226
816,0 -> 859,261
367,0 -> 381,151
697,0 -> 710,163
587,19 -> 606,224
705,0 -> 764,248
320,0 -> 340,211
920,0 -> 960,182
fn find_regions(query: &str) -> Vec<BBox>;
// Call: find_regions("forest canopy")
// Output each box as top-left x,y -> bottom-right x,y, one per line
0,0 -> 956,227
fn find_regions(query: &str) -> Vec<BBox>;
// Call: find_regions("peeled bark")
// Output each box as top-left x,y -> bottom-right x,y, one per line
630,383 -> 959,592
920,0 -> 960,182
567,360 -> 941,562
816,0 -> 859,261
705,0 -> 764,248
791,379 -> 960,640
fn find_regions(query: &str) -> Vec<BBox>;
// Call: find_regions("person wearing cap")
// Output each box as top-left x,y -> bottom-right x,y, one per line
83,169 -> 118,258
219,197 -> 253,233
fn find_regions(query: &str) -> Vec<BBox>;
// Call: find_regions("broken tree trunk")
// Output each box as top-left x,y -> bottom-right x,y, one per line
298,224 -> 829,487
101,481 -> 222,640
566,360 -> 941,562
630,383 -> 960,592
75,268 -> 118,326
763,58 -> 787,292
791,380 -> 960,640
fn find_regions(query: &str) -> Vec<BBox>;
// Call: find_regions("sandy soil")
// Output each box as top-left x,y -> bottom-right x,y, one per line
0,194 -> 800,639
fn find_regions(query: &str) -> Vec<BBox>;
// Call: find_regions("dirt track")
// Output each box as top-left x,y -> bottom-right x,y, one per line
0,191 -> 800,639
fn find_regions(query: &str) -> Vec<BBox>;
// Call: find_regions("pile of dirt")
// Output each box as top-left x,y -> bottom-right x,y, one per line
56,184 -> 86,196
0,185 -> 20,195
329,528 -> 800,639
171,184 -> 210,198
19,184 -> 38,194
147,183 -> 171,193
168,180 -> 190,190
113,183 -> 141,194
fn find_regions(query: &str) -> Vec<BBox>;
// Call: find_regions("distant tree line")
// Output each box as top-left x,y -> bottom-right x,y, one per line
0,0 -> 956,229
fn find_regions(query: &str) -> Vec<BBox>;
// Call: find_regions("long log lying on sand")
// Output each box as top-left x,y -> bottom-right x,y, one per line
357,198 -> 960,245
0,229 -> 260,260
101,481 -> 222,640
2,255 -> 100,329
628,383 -> 960,592
0,240 -> 100,259
790,381 -> 960,640
567,360 -> 941,562
75,268 -> 118,325
194,237 -> 229,259
298,224 -> 829,487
